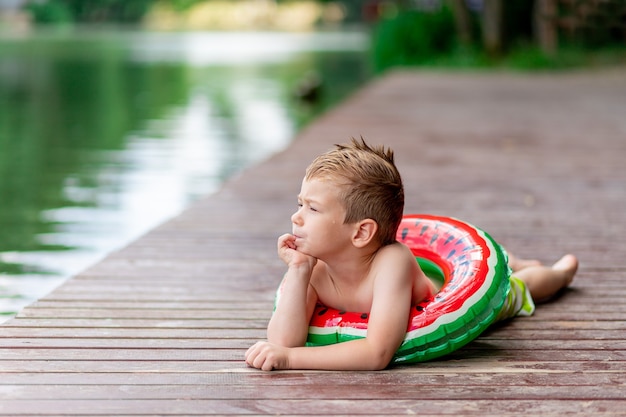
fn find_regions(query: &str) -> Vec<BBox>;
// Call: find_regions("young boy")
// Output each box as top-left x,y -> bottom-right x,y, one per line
245,138 -> 578,371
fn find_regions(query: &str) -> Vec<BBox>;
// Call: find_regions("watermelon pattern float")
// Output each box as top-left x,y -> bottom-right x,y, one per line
306,214 -> 510,364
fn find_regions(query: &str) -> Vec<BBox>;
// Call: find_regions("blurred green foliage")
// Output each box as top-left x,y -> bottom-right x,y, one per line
371,5 -> 457,72
25,0 -> 154,23
371,1 -> 626,73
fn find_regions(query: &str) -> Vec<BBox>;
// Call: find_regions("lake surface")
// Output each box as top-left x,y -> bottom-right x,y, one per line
0,28 -> 371,322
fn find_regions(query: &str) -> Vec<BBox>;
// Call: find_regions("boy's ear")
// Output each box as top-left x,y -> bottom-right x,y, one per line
352,219 -> 378,248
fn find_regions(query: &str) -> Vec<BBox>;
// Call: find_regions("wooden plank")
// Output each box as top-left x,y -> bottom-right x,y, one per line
41,281 -> 626,296
15,308 -> 271,319
1,370 -> 625,386
0,324 -> 622,342
0,337 -> 252,350
1,383 -> 625,401
0,348 -> 245,361
0,328 -> 265,338
1,359 -> 625,373
39,292 -> 276,302
0,399 -> 625,415
0,338 -> 253,349
13,307 -> 626,321
0,348 -> 624,362
3,318 -> 268,329
27,300 -> 274,310
0,337 -> 624,351
0,360 -> 246,373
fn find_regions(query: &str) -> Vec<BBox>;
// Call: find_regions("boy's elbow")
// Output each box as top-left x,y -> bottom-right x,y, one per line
367,357 -> 392,371
368,360 -> 391,371
366,346 -> 395,370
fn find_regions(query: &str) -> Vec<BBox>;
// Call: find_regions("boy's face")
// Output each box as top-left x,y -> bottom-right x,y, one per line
291,178 -> 354,259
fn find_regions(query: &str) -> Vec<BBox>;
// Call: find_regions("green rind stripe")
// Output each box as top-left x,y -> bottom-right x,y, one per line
393,228 -> 509,363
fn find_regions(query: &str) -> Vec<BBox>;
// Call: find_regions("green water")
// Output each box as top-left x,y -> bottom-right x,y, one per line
0,28 -> 371,320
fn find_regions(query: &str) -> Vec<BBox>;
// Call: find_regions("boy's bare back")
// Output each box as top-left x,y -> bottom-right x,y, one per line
310,242 -> 435,313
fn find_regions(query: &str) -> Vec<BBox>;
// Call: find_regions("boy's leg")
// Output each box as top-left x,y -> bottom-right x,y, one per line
513,254 -> 578,301
507,252 -> 541,272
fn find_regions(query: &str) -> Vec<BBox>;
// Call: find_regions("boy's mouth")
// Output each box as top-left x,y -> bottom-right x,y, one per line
293,233 -> 305,244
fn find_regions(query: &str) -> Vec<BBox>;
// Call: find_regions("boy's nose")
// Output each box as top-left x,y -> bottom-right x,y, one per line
291,210 -> 302,225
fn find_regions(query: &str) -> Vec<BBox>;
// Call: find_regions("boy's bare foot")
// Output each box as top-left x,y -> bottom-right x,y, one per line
551,254 -> 578,288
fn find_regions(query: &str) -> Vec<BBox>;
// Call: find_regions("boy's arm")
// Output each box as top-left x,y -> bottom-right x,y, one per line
247,245 -> 414,370
266,264 -> 318,347
266,233 -> 319,347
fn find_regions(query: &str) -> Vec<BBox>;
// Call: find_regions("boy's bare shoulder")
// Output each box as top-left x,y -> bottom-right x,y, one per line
371,241 -> 418,278
373,241 -> 433,303
374,241 -> 415,263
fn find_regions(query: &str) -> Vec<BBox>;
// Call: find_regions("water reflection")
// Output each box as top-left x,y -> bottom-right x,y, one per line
0,29 -> 370,320
128,31 -> 368,64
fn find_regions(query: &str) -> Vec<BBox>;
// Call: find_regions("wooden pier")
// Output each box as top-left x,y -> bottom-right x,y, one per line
1,69 -> 625,415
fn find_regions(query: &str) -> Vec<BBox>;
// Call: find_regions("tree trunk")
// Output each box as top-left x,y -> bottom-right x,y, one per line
449,0 -> 472,45
534,0 -> 558,55
482,0 -> 503,55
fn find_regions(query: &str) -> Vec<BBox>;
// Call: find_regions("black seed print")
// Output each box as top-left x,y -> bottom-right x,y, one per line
401,228 -> 408,240
318,308 -> 328,316
360,313 -> 368,319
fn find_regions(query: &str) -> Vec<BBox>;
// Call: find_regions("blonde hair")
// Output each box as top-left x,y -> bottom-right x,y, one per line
304,137 -> 404,246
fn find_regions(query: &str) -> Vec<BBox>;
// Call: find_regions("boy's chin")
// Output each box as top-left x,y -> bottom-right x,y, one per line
296,247 -> 317,259
296,247 -> 312,256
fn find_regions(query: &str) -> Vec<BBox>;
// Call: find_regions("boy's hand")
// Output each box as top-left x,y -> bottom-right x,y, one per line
245,341 -> 290,371
277,233 -> 317,270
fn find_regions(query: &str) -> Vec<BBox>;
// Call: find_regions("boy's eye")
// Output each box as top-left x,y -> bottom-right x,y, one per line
296,202 -> 317,212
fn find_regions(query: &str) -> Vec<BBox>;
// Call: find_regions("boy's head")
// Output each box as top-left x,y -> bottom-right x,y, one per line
304,137 -> 404,246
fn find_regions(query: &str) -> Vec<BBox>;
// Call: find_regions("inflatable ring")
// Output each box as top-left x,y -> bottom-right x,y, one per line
305,214 -> 510,364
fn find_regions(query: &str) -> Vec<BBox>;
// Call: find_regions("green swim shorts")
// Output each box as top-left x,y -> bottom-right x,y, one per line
496,275 -> 536,321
